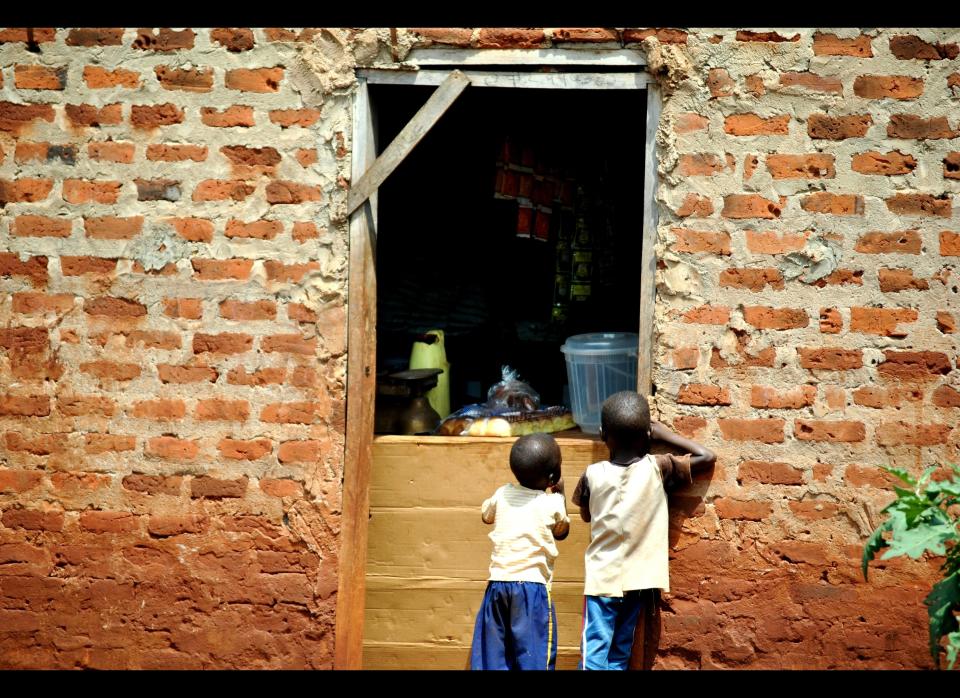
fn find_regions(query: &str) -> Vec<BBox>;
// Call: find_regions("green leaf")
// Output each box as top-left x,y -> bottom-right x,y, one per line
862,520 -> 892,580
946,631 -> 960,671
883,523 -> 955,560
925,572 -> 960,668
884,466 -> 916,486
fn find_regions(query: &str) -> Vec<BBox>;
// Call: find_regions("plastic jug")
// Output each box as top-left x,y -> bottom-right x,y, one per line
409,329 -> 450,419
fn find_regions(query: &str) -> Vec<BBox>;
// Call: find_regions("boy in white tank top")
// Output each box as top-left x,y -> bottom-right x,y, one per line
571,391 -> 716,670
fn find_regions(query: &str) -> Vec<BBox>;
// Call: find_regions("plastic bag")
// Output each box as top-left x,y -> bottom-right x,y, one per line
486,365 -> 540,412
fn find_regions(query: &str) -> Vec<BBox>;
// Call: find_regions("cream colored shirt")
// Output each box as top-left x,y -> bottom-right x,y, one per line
572,454 -> 692,597
481,483 -> 570,585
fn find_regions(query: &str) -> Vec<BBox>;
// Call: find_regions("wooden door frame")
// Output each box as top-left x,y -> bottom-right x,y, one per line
334,49 -> 661,669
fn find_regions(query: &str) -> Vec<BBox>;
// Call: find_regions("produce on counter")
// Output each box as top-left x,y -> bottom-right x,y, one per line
436,406 -> 576,437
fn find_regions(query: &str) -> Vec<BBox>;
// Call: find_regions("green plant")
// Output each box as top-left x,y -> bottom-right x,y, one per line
862,464 -> 960,669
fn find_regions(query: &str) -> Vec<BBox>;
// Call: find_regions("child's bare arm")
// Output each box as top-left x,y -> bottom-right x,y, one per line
571,473 -> 591,523
550,478 -> 570,540
651,421 -> 716,470
481,493 -> 497,524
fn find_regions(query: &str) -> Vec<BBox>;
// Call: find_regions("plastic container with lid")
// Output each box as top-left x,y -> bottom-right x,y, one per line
560,332 -> 639,434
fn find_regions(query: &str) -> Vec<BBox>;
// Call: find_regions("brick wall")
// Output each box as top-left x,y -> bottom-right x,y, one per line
1,26 -> 956,669
0,28 -> 346,668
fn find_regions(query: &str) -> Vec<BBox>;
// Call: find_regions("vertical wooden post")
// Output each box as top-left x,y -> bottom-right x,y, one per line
637,84 -> 661,398
334,78 -> 378,669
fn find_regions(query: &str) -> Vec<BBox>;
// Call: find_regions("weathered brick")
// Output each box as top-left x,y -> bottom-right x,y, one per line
854,75 -> 924,99
678,153 -> 734,176
677,384 -> 731,406
218,438 -> 272,460
936,311 -> 956,333
220,145 -> 281,169
12,215 -> 71,238
408,28 -> 473,46
795,420 -> 865,442
778,72 -> 842,94
852,386 -> 923,408
57,395 -> 116,417
125,331 -> 181,350
130,103 -> 184,129
84,433 -> 136,454
14,64 -> 66,90
162,298 -> 202,319
676,193 -> 714,218
269,109 -> 320,128
192,333 -> 253,354
714,498 -> 772,521
707,69 -> 734,98
2,508 -> 64,531
80,361 -> 141,381
724,114 -> 790,136
798,348 -> 863,371
718,418 -> 784,443
201,105 -> 254,127
65,103 -> 122,127
190,476 -> 247,499
225,67 -> 283,92
122,474 -> 182,495
0,469 -> 43,493
191,259 -> 253,281
225,219 -> 282,240
807,113 -> 873,140
227,367 -> 285,386
79,511 -> 139,534
476,28 -> 545,48
154,66 -> 213,92
84,297 -> 146,318
219,300 -> 276,321
147,514 -> 207,537
66,28 -> 124,46
885,193 -> 951,217
722,194 -> 783,219
83,66 -> 140,89
192,179 -> 255,202
145,436 -> 197,460
801,193 -> 863,215
157,364 -> 217,384
0,253 -> 48,284
941,231 -> 960,256
851,151 -> 917,175
888,114 -> 958,140
736,30 -> 799,42
88,141 -> 135,163
260,402 -> 321,424
932,385 -> 960,407
210,28 -> 255,52
133,28 -> 195,52
856,230 -> 921,254
751,385 -> 816,409
849,307 -> 918,337
0,102 -> 55,134
674,112 -> 709,134
0,178 -> 54,204
146,144 -> 207,162
876,421 -> 952,446
682,305 -> 730,325
134,178 -> 180,202
743,306 -> 809,330
62,179 -> 121,204
260,479 -> 304,498
878,351 -> 951,380
889,35 -> 958,60
4,432 -> 67,455
265,181 -> 322,204
263,260 -> 322,282
813,32 -> 872,57
12,292 -> 74,315
84,216 -> 143,240
195,399 -> 249,422
878,268 -> 929,292
738,460 -> 804,485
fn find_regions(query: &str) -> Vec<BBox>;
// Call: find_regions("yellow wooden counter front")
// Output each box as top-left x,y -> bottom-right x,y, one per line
363,433 -> 606,669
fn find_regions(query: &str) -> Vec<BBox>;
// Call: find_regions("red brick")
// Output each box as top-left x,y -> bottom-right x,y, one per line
191,259 -> 253,281
941,231 -> 960,256
0,102 -> 55,134
260,402 -> 321,424
261,334 -> 317,355
676,383 -> 731,407
932,385 -> 960,407
672,416 -> 707,439
79,511 -> 139,534
807,113 -> 873,140
844,464 -> 898,489
146,144 -> 207,162
262,28 -> 322,43
719,268 -> 784,291
798,348 -> 863,371
4,432 -> 67,455
225,219 -> 282,240
12,292 -> 74,315
57,395 -> 115,417
84,216 -> 143,240
133,28 -> 195,51
201,105 -> 254,127
722,194 -> 783,219
813,32 -> 873,57
145,436 -> 197,460
878,268 -> 929,292
750,385 -> 816,409
162,298 -> 202,319
62,179 -> 121,204
263,260 -> 322,282
154,65 -> 213,92
192,179 -> 255,202
671,228 -> 731,255
736,30 -> 799,42
778,72 -> 842,94
743,231 -> 809,255
220,145 -> 281,170
147,514 -> 208,537
936,311 -> 956,333
0,28 -> 56,45
674,112 -> 709,134
66,28 -> 124,46
1,508 -> 63,531
767,154 -> 835,179
876,421 -> 952,446
192,332 -> 253,355
855,230 -> 921,254
707,69 -> 734,98
890,35 -> 958,60
849,307 -> 918,337
260,479 -> 304,498
678,153 -> 734,176
276,440 -> 324,464
269,109 -> 321,128
12,215 -> 71,238
83,66 -> 140,89
227,367 -> 285,386
162,218 -> 211,243
851,150 -> 917,176
65,103 -> 122,127
795,420 -> 865,442
156,364 -> 217,384
265,181 -> 322,204
852,385 -> 923,409
84,296 -> 146,318
195,399 -> 249,422
124,331 -> 181,350
408,28 -> 473,46
122,474 -> 182,495
219,300 -> 276,321
130,103 -> 184,129
190,476 -> 247,499
0,326 -> 47,352
724,114 -> 790,136
84,433 -> 136,454
744,75 -> 765,97
0,253 -> 48,284
885,193 -> 951,217
134,178 -> 180,202
743,306 -> 809,330
878,351 -> 952,380
13,141 -> 48,163
49,472 -> 110,494
552,28 -> 618,43
476,28 -> 545,48
718,418 -> 784,443
0,178 -> 53,204
738,460 -> 804,485
287,303 -> 318,323
682,305 -> 730,325
622,28 -> 687,44
0,469 -> 43,493
296,148 -> 318,167
888,113 -> 958,140
14,64 -> 66,90
131,399 -> 186,420
225,67 -> 283,92
218,438 -> 272,460
819,308 -> 842,334
676,193 -> 714,218
80,361 -> 141,381
88,141 -> 135,163
210,28 -> 255,52
853,75 -> 923,99
670,347 -> 700,370
800,193 -> 863,215
714,498 -> 772,521
292,222 -> 321,242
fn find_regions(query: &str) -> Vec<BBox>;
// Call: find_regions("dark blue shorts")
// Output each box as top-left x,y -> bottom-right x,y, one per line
469,580 -> 558,670
579,592 -> 644,670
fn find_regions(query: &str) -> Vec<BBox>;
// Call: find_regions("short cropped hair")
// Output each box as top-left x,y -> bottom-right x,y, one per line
600,391 -> 651,446
510,433 -> 561,489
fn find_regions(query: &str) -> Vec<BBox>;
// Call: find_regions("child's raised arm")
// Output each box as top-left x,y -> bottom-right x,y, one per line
549,477 -> 570,540
481,492 -> 497,525
650,420 -> 716,470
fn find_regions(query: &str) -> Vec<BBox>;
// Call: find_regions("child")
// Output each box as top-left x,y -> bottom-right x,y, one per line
571,391 -> 716,670
470,433 -> 571,670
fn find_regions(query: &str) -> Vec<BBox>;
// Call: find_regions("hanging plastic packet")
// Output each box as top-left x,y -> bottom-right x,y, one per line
486,365 -> 540,412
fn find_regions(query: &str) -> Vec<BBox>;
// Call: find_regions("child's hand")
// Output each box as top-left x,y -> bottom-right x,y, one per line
550,477 -> 565,497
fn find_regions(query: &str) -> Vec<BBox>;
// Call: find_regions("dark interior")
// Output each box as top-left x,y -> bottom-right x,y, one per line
370,84 -> 646,412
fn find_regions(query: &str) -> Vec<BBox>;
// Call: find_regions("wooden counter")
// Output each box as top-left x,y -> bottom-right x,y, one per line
362,432 -> 606,669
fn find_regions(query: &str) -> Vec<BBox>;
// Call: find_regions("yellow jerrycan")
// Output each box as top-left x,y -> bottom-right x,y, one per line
409,330 -> 450,419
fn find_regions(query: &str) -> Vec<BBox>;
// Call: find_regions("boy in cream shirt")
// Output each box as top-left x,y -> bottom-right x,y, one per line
572,391 -> 716,670
470,433 -> 570,670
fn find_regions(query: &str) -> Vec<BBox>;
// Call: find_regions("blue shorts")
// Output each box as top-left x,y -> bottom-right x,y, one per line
579,592 -> 644,670
470,581 -> 558,670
